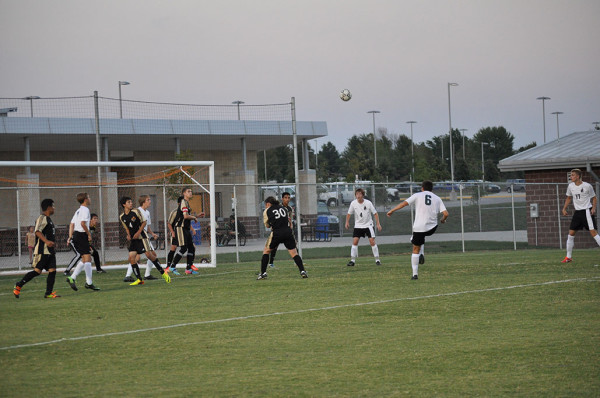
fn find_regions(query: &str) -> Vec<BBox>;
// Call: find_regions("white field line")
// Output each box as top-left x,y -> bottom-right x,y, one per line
1,277 -> 598,351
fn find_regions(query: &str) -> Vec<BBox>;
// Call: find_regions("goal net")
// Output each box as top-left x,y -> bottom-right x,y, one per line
0,161 -> 216,271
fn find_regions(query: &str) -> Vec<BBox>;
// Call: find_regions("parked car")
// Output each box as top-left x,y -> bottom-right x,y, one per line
506,179 -> 525,192
317,200 -> 340,236
394,183 -> 421,194
484,183 -> 501,193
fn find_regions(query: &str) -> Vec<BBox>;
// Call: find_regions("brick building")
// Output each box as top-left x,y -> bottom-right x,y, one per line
499,131 -> 600,249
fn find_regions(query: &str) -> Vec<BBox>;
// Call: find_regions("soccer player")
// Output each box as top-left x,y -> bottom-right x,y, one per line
268,191 -> 295,268
123,195 -> 161,281
561,168 -> 600,262
119,196 -> 171,285
345,188 -> 382,267
164,196 -> 183,275
170,187 -> 204,275
387,180 -> 449,279
257,196 -> 307,280
13,199 -> 61,299
66,193 -> 100,291
64,213 -> 105,276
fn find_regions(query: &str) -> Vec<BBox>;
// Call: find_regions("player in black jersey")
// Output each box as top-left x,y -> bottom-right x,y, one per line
165,196 -> 183,275
257,196 -> 307,280
13,199 -> 61,299
170,187 -> 204,275
119,196 -> 171,285
268,191 -> 295,268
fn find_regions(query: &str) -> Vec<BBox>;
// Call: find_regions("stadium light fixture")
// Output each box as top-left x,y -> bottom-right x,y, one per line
551,111 -> 563,141
367,110 -> 380,167
118,81 -> 130,119
22,96 -> 40,117
536,96 -> 551,143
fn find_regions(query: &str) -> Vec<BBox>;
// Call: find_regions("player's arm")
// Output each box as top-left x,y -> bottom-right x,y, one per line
67,222 -> 74,243
387,201 -> 409,217
263,209 -> 271,229
592,195 -> 597,215
562,196 -> 572,216
133,221 -> 146,239
345,213 -> 352,230
440,210 -> 449,224
374,212 -> 382,231
35,230 -> 55,248
119,215 -> 132,241
146,224 -> 158,240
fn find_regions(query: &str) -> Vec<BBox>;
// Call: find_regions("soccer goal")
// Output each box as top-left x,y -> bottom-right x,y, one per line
0,160 -> 217,271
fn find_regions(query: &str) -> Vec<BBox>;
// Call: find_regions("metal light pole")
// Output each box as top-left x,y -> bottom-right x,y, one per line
459,128 -> 468,159
367,110 -> 380,167
447,83 -> 458,196
22,96 -> 40,117
537,96 -> 551,143
232,100 -> 244,120
118,81 -> 130,119
481,142 -> 490,181
551,111 -> 563,141
406,121 -> 417,181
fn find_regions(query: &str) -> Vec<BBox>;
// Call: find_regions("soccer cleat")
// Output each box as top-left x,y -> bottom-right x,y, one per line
129,279 -> 144,286
171,268 -> 181,275
162,272 -> 171,283
13,285 -> 21,299
419,254 -> 425,264
85,283 -> 100,290
256,272 -> 267,280
411,275 -> 418,280
96,269 -> 107,273
44,291 -> 61,298
185,269 -> 198,275
144,275 -> 158,280
190,265 -> 199,272
300,270 -> 308,278
123,276 -> 135,282
269,263 -> 275,268
375,260 -> 381,266
347,260 -> 355,267
561,257 -> 572,263
66,276 -> 78,291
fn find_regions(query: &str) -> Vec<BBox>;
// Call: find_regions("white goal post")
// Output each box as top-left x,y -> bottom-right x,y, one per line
0,160 -> 217,269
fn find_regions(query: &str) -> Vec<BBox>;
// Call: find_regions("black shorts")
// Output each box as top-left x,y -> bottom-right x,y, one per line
353,227 -> 375,239
411,226 -> 438,246
170,234 -> 179,247
32,254 -> 56,271
570,208 -> 597,231
128,239 -> 151,255
267,230 -> 296,251
72,232 -> 91,255
176,227 -> 193,248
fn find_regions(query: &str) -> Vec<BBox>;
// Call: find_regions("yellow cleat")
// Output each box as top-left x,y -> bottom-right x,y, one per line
162,272 -> 171,283
129,279 -> 145,286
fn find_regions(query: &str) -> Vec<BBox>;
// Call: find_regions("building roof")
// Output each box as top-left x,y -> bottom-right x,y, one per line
0,117 -> 328,152
498,130 -> 600,172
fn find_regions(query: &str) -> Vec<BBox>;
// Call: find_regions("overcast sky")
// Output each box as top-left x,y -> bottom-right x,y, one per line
1,0 -> 599,151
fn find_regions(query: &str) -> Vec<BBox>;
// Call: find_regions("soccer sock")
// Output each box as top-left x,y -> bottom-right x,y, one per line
46,270 -> 56,295
420,245 -> 424,256
371,245 -> 379,260
186,252 -> 195,269
566,235 -> 574,258
125,264 -> 133,278
261,254 -> 269,274
145,260 -> 153,277
594,234 -> 600,246
131,263 -> 142,280
167,250 -> 175,268
152,259 -> 165,274
351,245 -> 358,261
172,247 -> 186,268
411,254 -> 419,276
84,262 -> 93,285
71,261 -> 85,280
17,270 -> 38,287
293,255 -> 305,272
269,248 -> 277,265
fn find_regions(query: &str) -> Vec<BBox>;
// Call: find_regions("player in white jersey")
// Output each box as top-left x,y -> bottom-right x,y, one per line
66,193 -> 100,291
123,195 -> 161,281
387,181 -> 449,279
345,188 -> 382,266
561,169 -> 599,263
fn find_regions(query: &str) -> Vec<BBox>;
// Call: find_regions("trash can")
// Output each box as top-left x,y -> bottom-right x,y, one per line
315,215 -> 329,240
191,220 -> 202,245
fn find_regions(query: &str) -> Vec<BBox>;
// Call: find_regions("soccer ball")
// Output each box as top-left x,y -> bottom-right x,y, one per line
340,89 -> 352,101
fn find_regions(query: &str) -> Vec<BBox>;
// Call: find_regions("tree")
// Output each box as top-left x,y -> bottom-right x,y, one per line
472,126 -> 515,181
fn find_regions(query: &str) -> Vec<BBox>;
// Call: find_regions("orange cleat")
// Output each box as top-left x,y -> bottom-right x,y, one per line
561,257 -> 572,263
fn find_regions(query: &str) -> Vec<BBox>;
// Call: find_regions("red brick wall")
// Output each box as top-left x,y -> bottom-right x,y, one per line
525,168 -> 600,249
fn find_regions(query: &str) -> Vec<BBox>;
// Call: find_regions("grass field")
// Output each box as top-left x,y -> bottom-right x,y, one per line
1,247 -> 598,397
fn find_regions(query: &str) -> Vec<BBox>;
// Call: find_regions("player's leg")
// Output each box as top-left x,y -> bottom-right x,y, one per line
585,209 -> 600,246
145,250 -> 170,283
419,245 -> 425,264
269,247 -> 277,268
64,242 -> 81,275
287,246 -> 307,277
44,256 -> 60,298
348,235 -> 360,266
128,251 -> 144,285
258,246 -> 272,279
80,253 -> 95,288
13,266 -> 42,298
411,245 -> 421,279
564,230 -> 576,262
91,246 -> 105,273
368,230 -> 380,265
185,232 -> 197,274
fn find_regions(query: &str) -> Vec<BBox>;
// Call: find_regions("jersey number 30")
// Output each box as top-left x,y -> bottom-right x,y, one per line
273,208 -> 288,219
